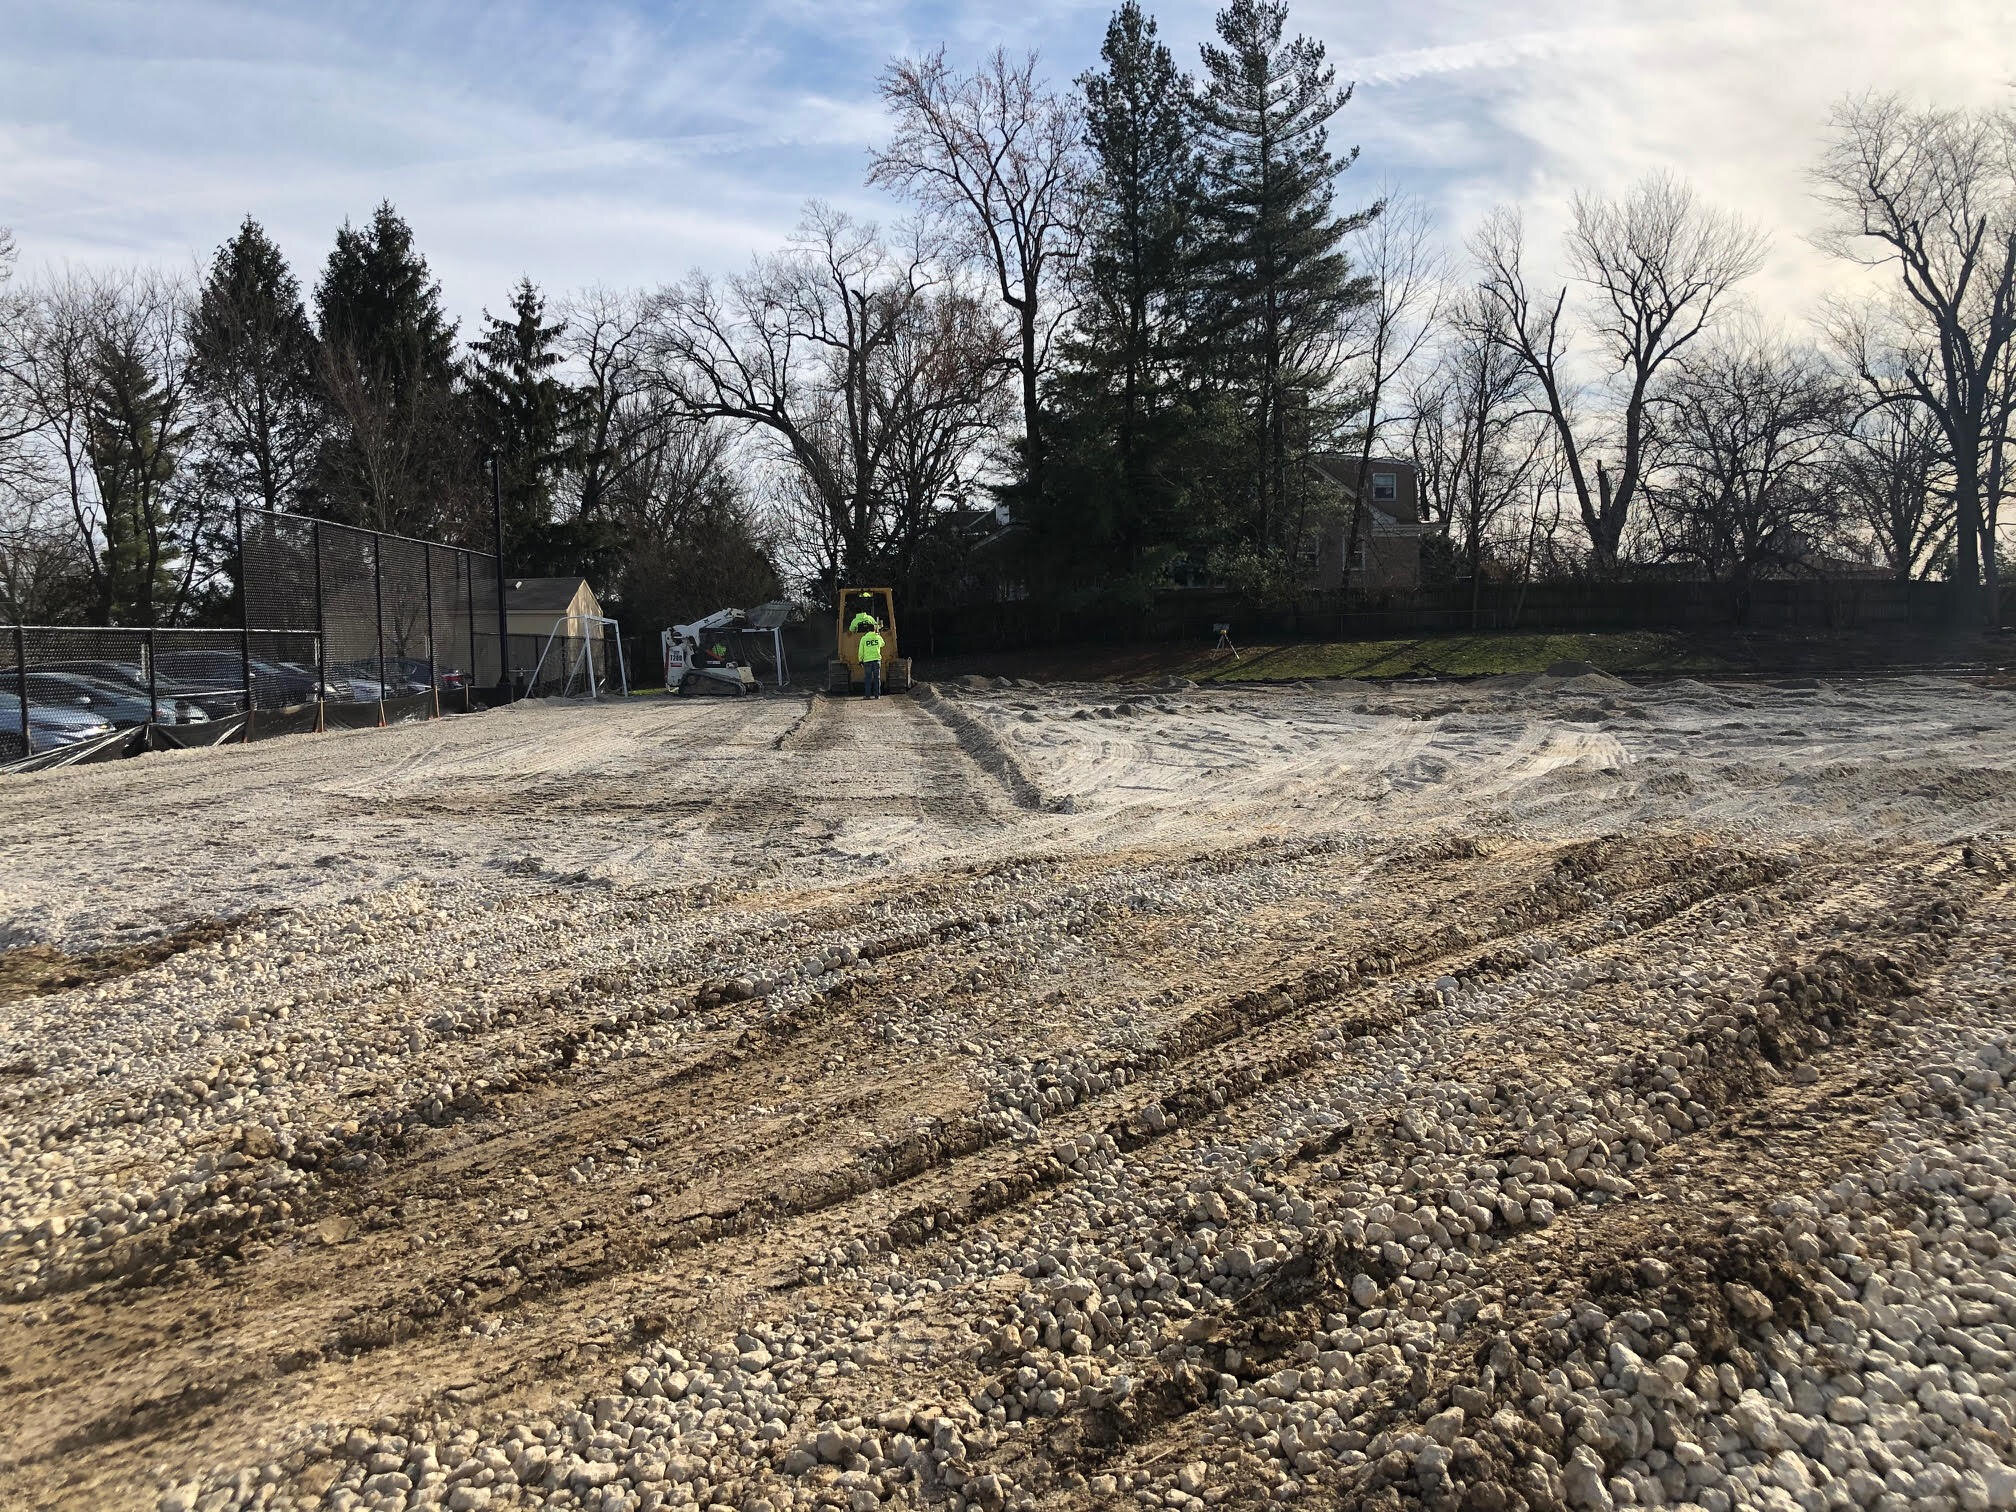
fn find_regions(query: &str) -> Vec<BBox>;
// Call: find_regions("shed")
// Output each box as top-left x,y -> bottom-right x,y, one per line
505,577 -> 604,642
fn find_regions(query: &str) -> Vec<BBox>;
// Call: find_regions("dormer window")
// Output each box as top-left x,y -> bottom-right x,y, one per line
1371,471 -> 1397,504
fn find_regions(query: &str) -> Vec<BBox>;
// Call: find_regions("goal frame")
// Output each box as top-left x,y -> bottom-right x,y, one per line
525,615 -> 629,699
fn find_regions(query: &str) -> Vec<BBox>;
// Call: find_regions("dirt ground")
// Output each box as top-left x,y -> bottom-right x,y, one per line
2,672 -> 2014,1512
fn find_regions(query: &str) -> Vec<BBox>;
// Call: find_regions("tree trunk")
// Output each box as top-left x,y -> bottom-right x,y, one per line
1020,306 -> 1043,502
1953,444 -> 1984,623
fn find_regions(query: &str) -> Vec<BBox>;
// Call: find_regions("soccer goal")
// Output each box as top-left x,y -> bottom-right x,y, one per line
524,615 -> 629,699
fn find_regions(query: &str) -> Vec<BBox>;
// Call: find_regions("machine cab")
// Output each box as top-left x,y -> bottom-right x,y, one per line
839,589 -> 896,663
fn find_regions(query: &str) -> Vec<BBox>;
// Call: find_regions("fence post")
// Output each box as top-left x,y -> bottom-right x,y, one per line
423,542 -> 438,718
146,627 -> 157,732
312,520 -> 326,724
236,503 -> 253,731
489,455 -> 513,703
372,536 -> 386,726
11,624 -> 26,759
464,552 -> 477,706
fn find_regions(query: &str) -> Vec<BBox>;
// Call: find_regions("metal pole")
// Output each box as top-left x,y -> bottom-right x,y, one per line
372,535 -> 385,723
489,454 -> 512,703
12,625 -> 27,759
312,521 -> 326,708
614,622 -> 629,697
236,503 -> 253,725
423,541 -> 438,717
464,551 -> 477,706
146,628 -> 157,731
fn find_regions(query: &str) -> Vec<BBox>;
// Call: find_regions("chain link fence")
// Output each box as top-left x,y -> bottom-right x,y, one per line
3,509 -> 508,772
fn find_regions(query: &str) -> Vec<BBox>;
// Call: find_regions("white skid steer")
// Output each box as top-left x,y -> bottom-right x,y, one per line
662,610 -> 758,697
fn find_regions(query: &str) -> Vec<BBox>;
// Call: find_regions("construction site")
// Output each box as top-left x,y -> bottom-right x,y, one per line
2,662 -> 2016,1512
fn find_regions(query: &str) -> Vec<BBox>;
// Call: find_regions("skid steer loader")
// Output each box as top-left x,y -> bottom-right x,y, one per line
663,609 -> 759,697
826,588 -> 913,694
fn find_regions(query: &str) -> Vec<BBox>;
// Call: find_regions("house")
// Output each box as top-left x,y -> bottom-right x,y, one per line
934,503 -> 1028,603
504,577 -> 605,643
1306,456 -> 1427,591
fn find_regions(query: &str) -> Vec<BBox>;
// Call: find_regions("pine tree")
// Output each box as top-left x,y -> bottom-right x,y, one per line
1193,0 -> 1374,555
1078,5 -> 1195,468
87,330 -> 191,624
312,203 -> 466,534
188,216 -> 323,514
314,202 -> 456,399
1043,3 -> 1200,583
466,277 -> 578,564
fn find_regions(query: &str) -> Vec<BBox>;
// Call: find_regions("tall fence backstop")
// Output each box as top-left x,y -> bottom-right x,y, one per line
2,509 -> 511,770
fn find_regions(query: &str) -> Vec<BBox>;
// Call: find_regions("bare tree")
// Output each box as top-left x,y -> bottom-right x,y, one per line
1339,188 -> 1446,594
1646,330 -> 1846,587
0,268 -> 213,623
1833,393 -> 1953,581
870,48 -> 1081,502
1985,328 -> 2016,600
0,249 -> 94,624
874,285 -> 1016,595
1473,175 -> 1766,570
562,286 -> 663,527
1814,94 -> 2016,619
1407,291 -> 1549,620
647,205 -> 1010,596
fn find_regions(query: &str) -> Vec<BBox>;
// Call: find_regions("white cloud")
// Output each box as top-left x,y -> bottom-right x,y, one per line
0,0 -> 2011,343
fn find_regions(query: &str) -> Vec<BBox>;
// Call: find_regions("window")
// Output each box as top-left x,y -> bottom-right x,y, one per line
1371,471 -> 1398,504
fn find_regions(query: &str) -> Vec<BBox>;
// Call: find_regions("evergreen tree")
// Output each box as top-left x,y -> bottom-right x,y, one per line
187,216 -> 323,514
312,203 -> 467,535
87,326 -> 192,624
1193,0 -> 1374,556
315,202 -> 456,399
1077,5 -> 1195,467
1040,4 -> 1201,587
466,277 -> 577,565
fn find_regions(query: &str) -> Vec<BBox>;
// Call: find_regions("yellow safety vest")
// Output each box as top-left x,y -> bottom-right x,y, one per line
858,631 -> 885,663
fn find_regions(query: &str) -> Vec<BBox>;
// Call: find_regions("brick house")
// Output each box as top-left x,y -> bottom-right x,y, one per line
1307,455 -> 1426,591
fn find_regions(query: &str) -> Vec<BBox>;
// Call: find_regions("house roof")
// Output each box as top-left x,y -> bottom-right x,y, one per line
1304,456 -> 1424,535
1308,454 -> 1416,489
505,577 -> 595,614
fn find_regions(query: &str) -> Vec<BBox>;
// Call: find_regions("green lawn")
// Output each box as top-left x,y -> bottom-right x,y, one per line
1162,630 -> 1737,683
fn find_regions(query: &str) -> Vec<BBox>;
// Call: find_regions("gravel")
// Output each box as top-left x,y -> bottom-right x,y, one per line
0,676 -> 2012,1510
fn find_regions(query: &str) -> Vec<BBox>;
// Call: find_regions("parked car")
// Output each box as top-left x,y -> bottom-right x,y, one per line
22,671 -> 210,729
382,656 -> 451,692
42,658 -> 151,695
0,702 -> 118,760
152,651 -> 327,714
329,658 -> 433,700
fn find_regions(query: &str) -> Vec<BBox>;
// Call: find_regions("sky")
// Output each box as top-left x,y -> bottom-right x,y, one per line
2,0 -> 2013,335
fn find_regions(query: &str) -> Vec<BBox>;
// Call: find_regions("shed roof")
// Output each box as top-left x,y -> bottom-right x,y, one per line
505,577 -> 594,614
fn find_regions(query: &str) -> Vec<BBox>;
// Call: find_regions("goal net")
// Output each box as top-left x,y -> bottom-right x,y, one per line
522,616 -> 629,699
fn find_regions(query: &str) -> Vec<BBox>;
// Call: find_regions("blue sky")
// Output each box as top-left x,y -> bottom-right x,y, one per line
2,0 -> 2011,330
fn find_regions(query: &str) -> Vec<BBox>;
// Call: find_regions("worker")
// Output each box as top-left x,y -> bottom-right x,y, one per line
857,624 -> 885,699
848,605 -> 881,634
